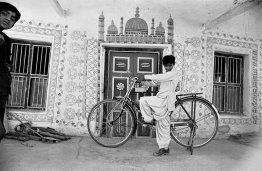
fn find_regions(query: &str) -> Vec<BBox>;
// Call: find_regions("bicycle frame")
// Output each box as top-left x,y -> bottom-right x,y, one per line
112,77 -> 204,129
110,77 -> 139,124
173,93 -> 203,126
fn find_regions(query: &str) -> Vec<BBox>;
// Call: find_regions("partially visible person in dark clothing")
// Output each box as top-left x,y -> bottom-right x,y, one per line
0,2 -> 21,142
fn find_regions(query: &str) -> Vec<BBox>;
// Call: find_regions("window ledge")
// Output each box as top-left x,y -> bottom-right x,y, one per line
219,114 -> 250,119
7,109 -> 46,114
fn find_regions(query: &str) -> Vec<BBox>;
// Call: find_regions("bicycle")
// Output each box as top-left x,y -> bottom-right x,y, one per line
87,76 -> 219,155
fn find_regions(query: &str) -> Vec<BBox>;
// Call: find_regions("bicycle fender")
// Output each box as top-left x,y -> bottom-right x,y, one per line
175,96 -> 220,120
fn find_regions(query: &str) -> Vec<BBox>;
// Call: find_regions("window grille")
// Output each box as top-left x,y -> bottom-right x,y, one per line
213,52 -> 243,115
7,40 -> 51,110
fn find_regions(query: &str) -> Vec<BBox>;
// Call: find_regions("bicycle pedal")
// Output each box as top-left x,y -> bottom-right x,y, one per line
142,123 -> 156,128
142,124 -> 149,127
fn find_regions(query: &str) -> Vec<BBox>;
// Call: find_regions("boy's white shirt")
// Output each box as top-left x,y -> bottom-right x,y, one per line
144,68 -> 179,111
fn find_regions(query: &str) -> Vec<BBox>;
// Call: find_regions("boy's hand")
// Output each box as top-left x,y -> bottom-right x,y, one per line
140,81 -> 147,86
137,74 -> 146,82
141,81 -> 156,87
141,85 -> 149,90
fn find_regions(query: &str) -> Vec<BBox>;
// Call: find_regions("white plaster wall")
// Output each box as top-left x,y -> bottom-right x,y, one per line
214,3 -> 262,39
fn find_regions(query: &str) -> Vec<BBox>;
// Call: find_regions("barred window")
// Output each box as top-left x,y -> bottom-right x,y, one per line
212,52 -> 243,115
7,39 -> 51,110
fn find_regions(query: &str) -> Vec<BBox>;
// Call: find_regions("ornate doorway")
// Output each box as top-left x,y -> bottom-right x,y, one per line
104,49 -> 160,137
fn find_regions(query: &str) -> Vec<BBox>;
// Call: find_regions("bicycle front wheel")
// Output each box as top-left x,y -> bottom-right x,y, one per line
170,97 -> 219,148
87,99 -> 135,148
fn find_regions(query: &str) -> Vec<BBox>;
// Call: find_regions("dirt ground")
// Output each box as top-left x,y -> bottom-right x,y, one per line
1,134 -> 262,171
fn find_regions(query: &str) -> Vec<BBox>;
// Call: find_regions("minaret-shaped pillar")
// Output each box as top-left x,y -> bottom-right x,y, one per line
167,15 -> 174,44
150,18 -> 155,35
120,17 -> 123,35
98,11 -> 105,42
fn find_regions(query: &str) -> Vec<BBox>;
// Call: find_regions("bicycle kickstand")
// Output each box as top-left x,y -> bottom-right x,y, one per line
187,127 -> 196,155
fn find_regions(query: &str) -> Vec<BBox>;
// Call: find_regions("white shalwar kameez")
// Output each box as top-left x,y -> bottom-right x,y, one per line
139,69 -> 179,149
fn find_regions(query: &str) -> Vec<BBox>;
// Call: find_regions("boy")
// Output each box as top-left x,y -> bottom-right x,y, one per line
140,55 -> 179,156
0,2 -> 21,142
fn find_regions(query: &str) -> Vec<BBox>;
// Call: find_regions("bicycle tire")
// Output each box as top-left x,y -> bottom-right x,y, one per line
87,99 -> 135,148
170,96 -> 219,148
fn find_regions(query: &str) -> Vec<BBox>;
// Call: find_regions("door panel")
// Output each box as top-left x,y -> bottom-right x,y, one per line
105,50 -> 160,137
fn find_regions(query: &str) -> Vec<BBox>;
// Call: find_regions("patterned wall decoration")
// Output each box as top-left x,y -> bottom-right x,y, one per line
172,41 -> 184,84
259,40 -> 262,131
173,38 -> 204,94
7,20 -> 67,122
203,32 -> 260,126
183,37 -> 203,93
106,34 -> 166,44
83,39 -> 99,119
54,30 -> 91,130
54,37 -> 99,132
173,41 -> 183,70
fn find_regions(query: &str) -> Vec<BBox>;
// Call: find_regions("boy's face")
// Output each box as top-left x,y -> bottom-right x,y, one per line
0,10 -> 17,31
164,63 -> 174,72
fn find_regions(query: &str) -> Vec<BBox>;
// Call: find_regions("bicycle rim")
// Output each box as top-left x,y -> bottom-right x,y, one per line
87,99 -> 135,147
170,97 -> 218,148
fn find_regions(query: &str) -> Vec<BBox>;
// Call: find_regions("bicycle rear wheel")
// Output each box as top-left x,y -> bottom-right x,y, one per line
170,97 -> 219,148
87,99 -> 135,148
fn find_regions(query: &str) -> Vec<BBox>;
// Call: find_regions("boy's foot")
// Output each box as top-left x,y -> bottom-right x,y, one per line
153,148 -> 170,157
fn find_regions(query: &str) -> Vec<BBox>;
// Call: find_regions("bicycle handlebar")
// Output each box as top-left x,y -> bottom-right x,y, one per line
131,77 -> 138,82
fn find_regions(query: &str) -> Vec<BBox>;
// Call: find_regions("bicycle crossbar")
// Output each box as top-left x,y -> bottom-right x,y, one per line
176,93 -> 203,97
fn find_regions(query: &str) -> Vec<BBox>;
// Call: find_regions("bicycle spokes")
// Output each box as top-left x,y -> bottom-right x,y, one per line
87,99 -> 135,147
170,97 -> 218,149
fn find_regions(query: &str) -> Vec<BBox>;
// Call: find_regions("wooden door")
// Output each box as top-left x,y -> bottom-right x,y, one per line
104,50 -> 160,137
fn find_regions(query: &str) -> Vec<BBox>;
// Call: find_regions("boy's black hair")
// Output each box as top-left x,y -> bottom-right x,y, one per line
0,2 -> 21,21
162,55 -> 175,65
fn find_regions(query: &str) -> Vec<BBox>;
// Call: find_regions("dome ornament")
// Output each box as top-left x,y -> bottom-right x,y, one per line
107,20 -> 118,35
135,7 -> 140,18
167,14 -> 173,25
125,7 -> 148,35
156,22 -> 165,36
99,11 -> 104,19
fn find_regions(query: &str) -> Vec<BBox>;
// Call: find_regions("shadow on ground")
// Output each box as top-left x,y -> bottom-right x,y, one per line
227,132 -> 262,149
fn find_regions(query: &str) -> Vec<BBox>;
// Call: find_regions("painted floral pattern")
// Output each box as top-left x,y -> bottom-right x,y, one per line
117,83 -> 125,91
